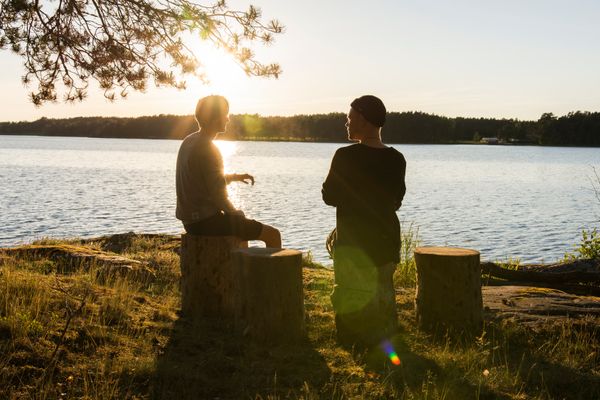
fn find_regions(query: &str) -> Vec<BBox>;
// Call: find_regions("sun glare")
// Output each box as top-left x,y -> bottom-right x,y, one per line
184,36 -> 249,103
215,139 -> 241,207
214,140 -> 238,169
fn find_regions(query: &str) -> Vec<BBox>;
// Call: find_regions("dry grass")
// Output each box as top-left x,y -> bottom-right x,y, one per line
1,234 -> 599,399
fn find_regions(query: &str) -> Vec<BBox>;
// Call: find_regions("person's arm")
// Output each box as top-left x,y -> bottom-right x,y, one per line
225,173 -> 255,185
322,150 -> 344,207
394,154 -> 407,210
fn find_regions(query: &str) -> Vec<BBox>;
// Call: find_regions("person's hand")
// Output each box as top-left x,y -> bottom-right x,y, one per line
237,173 -> 255,185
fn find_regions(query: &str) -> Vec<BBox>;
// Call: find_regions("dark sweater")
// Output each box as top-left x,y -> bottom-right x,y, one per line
322,143 -> 407,266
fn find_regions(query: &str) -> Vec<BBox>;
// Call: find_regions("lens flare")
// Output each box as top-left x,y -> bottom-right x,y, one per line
380,340 -> 401,366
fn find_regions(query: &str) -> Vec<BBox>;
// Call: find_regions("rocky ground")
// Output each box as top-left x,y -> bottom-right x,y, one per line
483,285 -> 600,327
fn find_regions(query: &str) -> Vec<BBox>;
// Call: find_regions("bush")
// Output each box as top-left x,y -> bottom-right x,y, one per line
574,228 -> 600,260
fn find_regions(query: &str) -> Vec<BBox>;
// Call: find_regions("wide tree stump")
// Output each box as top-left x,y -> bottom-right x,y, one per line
414,246 -> 483,336
179,234 -> 240,318
232,248 -> 305,344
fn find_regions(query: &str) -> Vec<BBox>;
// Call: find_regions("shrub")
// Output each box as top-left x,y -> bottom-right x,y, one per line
574,228 -> 600,260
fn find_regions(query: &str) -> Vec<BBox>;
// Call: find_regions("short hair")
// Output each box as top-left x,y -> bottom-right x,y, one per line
194,95 -> 229,128
350,95 -> 386,127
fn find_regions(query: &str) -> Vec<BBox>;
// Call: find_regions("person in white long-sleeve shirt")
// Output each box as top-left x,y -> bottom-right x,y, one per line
176,95 -> 281,248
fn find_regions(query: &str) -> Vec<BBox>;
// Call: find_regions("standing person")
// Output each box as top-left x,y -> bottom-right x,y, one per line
176,95 -> 281,248
322,95 -> 406,348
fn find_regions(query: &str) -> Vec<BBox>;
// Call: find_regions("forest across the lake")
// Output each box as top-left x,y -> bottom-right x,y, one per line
1,110 -> 600,146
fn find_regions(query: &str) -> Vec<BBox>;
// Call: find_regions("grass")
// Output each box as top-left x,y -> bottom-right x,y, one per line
395,223 -> 420,288
1,234 -> 599,399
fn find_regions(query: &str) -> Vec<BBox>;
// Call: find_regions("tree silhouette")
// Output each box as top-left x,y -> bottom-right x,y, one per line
0,0 -> 283,105
2,111 -> 599,146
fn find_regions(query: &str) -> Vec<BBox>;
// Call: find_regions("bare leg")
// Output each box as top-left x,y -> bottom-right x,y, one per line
258,224 -> 282,248
239,241 -> 249,248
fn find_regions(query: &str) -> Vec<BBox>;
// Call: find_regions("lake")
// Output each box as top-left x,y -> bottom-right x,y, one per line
1,135 -> 599,265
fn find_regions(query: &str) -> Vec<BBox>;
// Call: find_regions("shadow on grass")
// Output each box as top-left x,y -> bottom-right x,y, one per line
479,320 -> 600,400
361,331 -> 515,400
388,291 -> 600,399
436,320 -> 600,399
152,316 -> 331,399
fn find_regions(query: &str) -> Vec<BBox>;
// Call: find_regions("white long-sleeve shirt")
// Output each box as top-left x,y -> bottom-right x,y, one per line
175,132 -> 235,224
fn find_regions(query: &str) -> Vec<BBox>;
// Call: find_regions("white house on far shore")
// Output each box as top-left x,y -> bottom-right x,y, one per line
480,137 -> 499,144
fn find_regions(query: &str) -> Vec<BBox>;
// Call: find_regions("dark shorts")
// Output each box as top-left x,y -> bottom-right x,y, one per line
184,212 -> 263,241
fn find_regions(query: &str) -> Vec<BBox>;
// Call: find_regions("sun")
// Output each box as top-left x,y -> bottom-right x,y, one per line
183,35 -> 249,102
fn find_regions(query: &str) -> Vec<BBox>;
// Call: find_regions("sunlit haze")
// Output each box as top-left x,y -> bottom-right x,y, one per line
1,0 -> 599,121
214,139 -> 238,169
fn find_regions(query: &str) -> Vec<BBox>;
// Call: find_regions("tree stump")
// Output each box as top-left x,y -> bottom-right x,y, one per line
179,234 -> 240,318
232,248 -> 305,344
414,246 -> 483,336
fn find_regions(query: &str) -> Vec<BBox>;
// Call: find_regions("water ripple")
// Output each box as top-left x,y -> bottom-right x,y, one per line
1,137 -> 599,264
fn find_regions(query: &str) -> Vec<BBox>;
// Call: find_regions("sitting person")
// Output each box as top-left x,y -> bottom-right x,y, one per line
176,95 -> 281,248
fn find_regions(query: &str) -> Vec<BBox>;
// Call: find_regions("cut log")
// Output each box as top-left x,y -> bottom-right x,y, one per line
179,234 -> 240,318
415,246 -> 483,336
483,277 -> 600,297
232,248 -> 305,344
516,258 -> 598,274
481,261 -> 600,284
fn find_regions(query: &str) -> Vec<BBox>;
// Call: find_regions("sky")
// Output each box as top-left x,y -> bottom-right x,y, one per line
1,0 -> 600,121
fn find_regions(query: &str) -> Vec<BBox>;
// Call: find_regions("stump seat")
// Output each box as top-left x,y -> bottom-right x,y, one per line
179,234 -> 240,318
179,236 -> 305,344
232,248 -> 305,344
414,246 -> 483,336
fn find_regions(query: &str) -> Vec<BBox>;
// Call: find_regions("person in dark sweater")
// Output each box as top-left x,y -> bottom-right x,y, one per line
322,95 -> 406,348
176,95 -> 281,248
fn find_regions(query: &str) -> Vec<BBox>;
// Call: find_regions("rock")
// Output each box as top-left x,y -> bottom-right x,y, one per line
0,244 -> 155,282
100,231 -> 138,253
483,286 -> 600,327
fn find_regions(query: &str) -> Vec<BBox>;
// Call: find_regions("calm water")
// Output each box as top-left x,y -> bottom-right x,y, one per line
1,135 -> 599,264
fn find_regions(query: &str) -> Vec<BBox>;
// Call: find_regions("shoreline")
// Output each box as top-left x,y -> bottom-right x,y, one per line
1,132 -> 589,148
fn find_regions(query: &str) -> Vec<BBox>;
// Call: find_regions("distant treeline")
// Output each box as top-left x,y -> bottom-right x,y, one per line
1,111 -> 599,146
